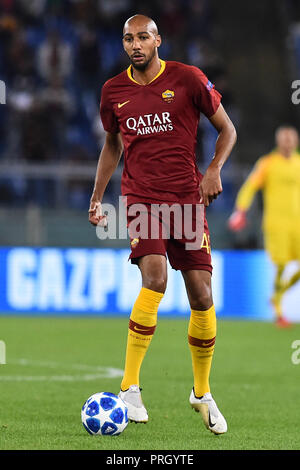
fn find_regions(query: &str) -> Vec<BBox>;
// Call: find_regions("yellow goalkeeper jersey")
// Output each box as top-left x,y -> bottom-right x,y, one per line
236,150 -> 300,231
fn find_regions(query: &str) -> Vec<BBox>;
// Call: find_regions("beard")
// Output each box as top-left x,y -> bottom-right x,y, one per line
130,49 -> 156,71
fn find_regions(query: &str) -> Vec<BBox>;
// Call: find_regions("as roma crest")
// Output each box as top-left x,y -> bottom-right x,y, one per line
162,89 -> 175,103
130,238 -> 140,248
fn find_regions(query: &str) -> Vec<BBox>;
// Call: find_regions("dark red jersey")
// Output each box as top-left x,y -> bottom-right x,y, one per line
100,60 -> 221,205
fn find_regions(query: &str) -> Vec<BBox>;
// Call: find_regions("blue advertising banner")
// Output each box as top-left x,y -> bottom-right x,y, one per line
0,247 -> 299,321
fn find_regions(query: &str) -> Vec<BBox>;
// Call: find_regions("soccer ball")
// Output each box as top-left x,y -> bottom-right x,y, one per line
81,392 -> 128,436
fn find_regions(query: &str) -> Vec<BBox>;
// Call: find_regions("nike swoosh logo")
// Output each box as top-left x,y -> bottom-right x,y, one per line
133,326 -> 149,333
208,412 -> 216,428
118,100 -> 130,108
129,319 -> 156,336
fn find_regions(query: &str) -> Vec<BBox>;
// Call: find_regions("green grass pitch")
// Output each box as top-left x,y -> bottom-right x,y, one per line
0,316 -> 299,450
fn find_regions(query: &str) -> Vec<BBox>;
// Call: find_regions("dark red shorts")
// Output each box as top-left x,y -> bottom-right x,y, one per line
126,203 -> 212,273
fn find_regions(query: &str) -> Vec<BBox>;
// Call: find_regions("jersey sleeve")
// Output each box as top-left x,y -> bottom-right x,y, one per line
189,66 -> 222,118
100,82 -> 119,134
236,157 -> 270,211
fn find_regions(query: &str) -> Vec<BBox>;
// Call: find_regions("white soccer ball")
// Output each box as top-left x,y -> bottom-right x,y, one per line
81,392 -> 128,436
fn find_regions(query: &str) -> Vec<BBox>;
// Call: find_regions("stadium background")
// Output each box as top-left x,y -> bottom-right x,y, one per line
0,0 -> 300,321
1,0 -> 300,453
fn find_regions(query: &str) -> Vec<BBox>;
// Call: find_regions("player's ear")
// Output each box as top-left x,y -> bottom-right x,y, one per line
155,35 -> 162,48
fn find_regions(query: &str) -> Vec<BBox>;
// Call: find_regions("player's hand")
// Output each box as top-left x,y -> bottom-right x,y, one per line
199,166 -> 223,206
88,201 -> 108,228
228,210 -> 247,231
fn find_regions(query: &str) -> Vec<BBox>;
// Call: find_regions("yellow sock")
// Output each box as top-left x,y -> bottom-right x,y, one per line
188,305 -> 216,397
121,287 -> 163,391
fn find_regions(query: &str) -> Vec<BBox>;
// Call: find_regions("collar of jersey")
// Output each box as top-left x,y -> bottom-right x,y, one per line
127,59 -> 166,85
275,150 -> 299,160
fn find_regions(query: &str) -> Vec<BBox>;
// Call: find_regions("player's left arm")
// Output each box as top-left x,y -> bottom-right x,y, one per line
199,104 -> 237,206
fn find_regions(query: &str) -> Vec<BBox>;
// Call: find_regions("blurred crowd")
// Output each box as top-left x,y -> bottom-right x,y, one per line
0,0 -> 236,208
288,0 -> 300,76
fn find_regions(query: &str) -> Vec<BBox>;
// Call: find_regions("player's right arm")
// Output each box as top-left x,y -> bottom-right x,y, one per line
89,131 -> 123,226
228,156 -> 269,231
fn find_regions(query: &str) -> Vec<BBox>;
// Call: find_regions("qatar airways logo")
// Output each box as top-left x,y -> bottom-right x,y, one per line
126,112 -> 174,135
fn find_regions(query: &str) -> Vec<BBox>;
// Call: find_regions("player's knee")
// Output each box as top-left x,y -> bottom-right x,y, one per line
189,288 -> 213,311
139,255 -> 167,294
143,277 -> 167,294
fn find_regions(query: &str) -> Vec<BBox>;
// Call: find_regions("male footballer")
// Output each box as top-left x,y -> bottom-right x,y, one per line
229,126 -> 300,327
89,14 -> 236,434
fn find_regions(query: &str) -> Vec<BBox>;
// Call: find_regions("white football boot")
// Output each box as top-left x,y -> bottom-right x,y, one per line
189,388 -> 227,434
118,385 -> 148,423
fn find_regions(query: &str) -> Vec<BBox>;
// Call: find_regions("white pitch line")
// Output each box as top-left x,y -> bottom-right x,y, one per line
0,358 -> 124,381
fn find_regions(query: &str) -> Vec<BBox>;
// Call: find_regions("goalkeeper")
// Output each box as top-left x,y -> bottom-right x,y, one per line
228,126 -> 300,327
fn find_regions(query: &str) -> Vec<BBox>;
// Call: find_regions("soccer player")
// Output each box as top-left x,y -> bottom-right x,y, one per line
228,126 -> 300,327
89,14 -> 236,434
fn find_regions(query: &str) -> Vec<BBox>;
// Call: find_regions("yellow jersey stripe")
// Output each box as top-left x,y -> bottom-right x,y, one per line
126,59 -> 166,85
